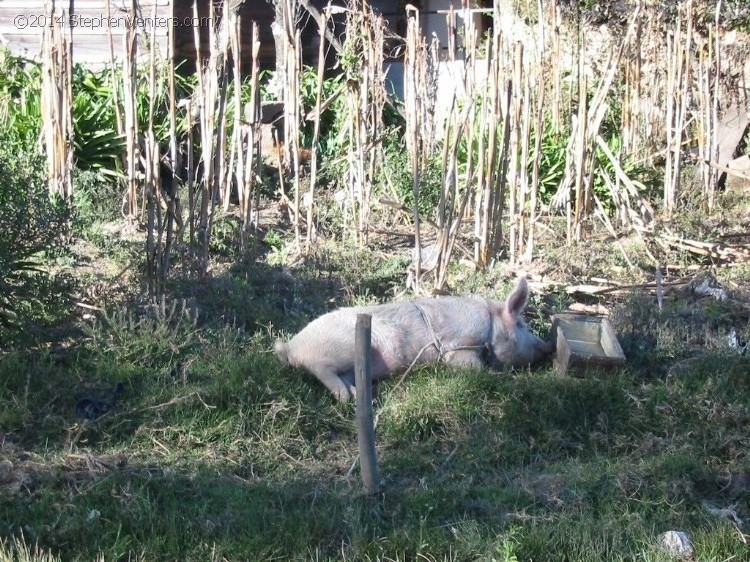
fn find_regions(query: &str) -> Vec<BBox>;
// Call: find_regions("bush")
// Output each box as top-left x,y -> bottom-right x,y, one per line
72,169 -> 123,238
0,145 -> 72,344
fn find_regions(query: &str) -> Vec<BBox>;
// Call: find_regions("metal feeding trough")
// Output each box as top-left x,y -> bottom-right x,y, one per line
552,314 -> 626,376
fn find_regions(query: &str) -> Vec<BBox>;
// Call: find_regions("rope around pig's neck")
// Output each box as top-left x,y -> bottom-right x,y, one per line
414,302 -> 445,358
380,303 -> 486,421
412,301 -> 488,361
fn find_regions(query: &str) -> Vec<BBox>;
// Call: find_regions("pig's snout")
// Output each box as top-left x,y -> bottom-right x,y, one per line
539,338 -> 555,356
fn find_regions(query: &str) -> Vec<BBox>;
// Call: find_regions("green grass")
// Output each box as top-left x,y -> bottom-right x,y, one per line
1,265 -> 749,561
2,184 -> 750,561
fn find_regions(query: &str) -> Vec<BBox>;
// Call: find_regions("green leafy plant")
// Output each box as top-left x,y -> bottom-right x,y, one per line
263,228 -> 291,266
72,169 -> 123,239
530,119 -> 569,203
0,48 -> 42,155
0,145 -> 71,343
71,66 -> 124,179
378,136 -> 443,220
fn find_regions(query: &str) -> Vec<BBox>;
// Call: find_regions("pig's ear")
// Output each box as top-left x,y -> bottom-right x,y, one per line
502,277 -> 529,327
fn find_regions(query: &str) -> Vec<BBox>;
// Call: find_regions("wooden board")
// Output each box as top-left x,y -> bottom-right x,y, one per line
552,313 -> 626,377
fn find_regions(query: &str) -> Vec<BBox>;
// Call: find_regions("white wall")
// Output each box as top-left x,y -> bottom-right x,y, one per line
0,0 -> 170,67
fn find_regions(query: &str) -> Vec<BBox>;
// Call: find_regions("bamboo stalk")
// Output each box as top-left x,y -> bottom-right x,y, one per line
209,3 -> 231,269
484,32 -> 502,265
41,0 -> 73,200
623,15 -> 642,158
508,41 -> 523,263
105,0 -> 124,142
705,1 -> 722,211
123,2 -> 139,218
193,0 -> 225,274
525,0 -> 546,263
487,82 -> 512,265
305,4 -> 330,251
664,28 -> 676,210
241,23 -> 261,252
405,4 -> 422,289
472,2 -> 492,266
432,6 -> 478,290
145,0 -> 160,294
186,96 -> 196,256
367,6 -> 385,247
291,28 -> 302,247
354,62 -> 366,245
161,4 -> 182,282
229,3 -> 243,217
277,0 -> 303,248
572,41 -> 587,242
516,53 -> 532,261
551,0 -> 562,132
664,1 -> 692,214
192,0 -> 208,270
709,1 -> 721,208
484,0 -> 511,265
217,13 -> 233,216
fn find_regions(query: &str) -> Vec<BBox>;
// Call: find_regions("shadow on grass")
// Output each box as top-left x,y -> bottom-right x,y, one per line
2,249 -> 749,560
1,344 -> 749,560
166,241 -> 411,335
0,457 -> 371,560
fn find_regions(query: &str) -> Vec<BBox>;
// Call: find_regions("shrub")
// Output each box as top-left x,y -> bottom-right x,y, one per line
0,48 -> 42,155
0,145 -> 71,344
72,169 -> 123,239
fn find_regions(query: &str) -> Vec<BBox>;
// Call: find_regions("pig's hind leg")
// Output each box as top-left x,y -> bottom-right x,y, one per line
307,363 -> 354,402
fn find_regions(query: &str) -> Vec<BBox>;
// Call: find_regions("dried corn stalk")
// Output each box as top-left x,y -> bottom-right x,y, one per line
41,0 -> 73,200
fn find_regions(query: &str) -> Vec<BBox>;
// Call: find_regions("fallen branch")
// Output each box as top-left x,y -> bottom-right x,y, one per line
565,279 -> 690,295
659,234 -> 750,262
705,157 -> 750,180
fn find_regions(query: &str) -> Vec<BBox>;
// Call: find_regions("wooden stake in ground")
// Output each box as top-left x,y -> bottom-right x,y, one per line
355,314 -> 378,496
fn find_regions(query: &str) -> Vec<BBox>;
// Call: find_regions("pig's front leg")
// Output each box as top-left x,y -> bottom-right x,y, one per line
443,348 -> 485,368
340,374 -> 356,400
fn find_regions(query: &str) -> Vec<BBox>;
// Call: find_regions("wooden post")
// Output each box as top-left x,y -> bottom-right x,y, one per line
355,314 -> 379,495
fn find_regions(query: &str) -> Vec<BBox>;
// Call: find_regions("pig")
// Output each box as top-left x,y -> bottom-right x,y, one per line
274,277 -> 553,401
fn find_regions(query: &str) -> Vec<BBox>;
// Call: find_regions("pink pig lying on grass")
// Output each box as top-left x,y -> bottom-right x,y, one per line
275,277 -> 553,401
